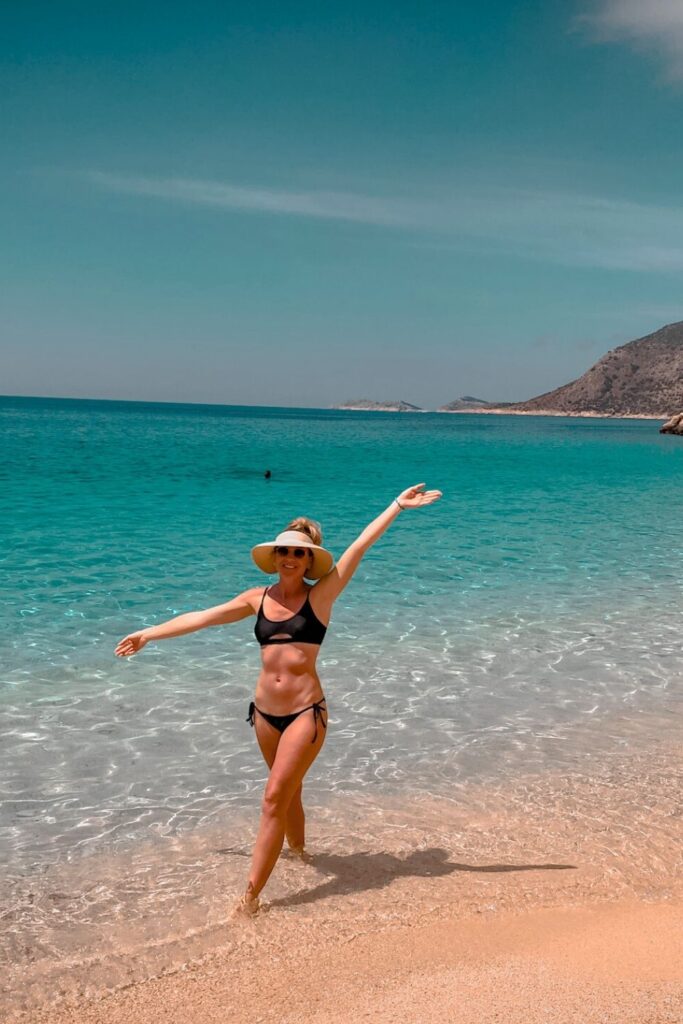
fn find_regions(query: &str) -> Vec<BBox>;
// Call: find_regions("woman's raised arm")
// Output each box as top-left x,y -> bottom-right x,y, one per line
114,587 -> 262,657
314,483 -> 441,606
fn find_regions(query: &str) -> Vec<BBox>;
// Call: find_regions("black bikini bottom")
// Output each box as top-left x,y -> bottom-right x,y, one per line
247,698 -> 327,744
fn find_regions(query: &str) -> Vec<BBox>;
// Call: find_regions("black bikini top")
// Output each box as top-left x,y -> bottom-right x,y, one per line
254,587 -> 327,647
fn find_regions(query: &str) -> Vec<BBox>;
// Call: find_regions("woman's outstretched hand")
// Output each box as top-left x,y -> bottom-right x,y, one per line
397,483 -> 442,508
115,630 -> 148,657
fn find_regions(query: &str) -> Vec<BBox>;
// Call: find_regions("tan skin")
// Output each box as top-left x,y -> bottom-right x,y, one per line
115,483 -> 442,912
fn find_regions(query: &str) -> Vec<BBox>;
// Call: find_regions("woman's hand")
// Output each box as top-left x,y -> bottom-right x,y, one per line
397,483 -> 442,509
115,630 -> 149,657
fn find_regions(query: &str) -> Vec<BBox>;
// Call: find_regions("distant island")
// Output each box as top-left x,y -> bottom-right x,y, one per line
438,396 -> 508,412
333,399 -> 424,412
333,321 -> 683,418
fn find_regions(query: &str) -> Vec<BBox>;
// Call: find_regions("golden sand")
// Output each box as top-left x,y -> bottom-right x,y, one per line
28,899 -> 683,1024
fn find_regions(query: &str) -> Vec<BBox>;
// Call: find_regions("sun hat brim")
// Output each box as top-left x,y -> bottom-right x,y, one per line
251,530 -> 335,580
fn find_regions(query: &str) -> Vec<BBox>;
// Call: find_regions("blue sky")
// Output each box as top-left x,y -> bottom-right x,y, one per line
2,0 -> 683,408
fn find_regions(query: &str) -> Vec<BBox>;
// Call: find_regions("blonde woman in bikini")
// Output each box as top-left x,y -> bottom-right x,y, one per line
115,483 -> 442,913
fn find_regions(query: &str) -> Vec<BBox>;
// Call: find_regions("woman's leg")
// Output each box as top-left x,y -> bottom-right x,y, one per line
246,708 -> 327,901
253,718 -> 306,853
285,784 -> 305,853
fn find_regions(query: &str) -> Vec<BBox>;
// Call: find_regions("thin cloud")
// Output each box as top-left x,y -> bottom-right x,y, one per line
425,188 -> 683,273
581,1 -> 683,78
82,170 -> 683,273
84,171 -> 426,228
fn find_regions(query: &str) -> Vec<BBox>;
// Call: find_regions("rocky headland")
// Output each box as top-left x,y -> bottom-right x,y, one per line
497,321 -> 683,417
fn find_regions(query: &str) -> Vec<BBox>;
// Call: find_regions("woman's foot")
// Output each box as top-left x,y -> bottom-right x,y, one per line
232,885 -> 260,917
288,844 -> 313,863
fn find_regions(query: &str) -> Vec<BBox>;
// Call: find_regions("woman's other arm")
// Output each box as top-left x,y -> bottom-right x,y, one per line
114,587 -> 262,657
314,483 -> 442,606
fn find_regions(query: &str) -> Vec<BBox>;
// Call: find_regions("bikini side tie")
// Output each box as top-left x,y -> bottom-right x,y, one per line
310,699 -> 327,744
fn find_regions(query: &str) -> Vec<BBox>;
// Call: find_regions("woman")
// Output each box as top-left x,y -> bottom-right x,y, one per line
115,482 -> 442,914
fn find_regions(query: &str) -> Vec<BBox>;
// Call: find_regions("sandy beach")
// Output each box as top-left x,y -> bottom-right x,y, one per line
10,738 -> 682,1024
28,899 -> 683,1024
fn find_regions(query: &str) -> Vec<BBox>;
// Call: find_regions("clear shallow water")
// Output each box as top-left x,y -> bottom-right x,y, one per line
2,396 -> 683,873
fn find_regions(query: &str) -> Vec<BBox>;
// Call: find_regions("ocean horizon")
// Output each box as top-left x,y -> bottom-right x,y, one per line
0,392 -> 671,417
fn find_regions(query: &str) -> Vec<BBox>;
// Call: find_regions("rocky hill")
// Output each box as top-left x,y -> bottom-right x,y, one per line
438,395 -> 499,412
507,321 -> 683,416
333,399 -> 423,412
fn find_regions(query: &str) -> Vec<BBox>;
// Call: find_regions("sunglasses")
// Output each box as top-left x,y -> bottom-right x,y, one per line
274,546 -> 309,558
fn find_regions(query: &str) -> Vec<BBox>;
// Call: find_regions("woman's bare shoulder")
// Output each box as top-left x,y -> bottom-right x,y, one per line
243,585 -> 267,612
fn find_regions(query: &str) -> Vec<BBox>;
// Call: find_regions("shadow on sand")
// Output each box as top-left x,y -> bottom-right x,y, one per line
267,847 -> 576,909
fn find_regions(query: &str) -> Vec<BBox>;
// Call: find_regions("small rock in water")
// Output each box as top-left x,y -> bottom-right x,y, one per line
660,412 -> 683,435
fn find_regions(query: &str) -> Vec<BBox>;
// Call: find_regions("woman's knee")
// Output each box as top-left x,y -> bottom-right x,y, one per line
261,783 -> 291,820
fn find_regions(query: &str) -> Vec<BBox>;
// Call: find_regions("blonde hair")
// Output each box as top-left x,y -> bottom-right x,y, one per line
285,516 -> 323,546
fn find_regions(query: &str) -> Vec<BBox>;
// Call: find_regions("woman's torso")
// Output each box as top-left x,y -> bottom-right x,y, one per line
252,585 -> 330,713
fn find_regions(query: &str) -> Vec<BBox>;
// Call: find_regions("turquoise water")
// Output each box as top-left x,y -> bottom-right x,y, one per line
2,395 -> 683,877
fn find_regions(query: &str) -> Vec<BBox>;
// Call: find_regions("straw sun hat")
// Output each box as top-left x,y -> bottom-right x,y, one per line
251,530 -> 335,580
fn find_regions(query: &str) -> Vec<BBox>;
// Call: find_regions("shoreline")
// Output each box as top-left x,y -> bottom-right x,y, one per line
439,407 -> 666,419
332,405 -> 667,419
439,407 -> 667,419
30,897 -> 683,1024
